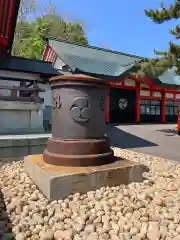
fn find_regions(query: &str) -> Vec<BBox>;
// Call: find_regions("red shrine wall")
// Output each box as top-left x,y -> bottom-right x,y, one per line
106,77 -> 180,124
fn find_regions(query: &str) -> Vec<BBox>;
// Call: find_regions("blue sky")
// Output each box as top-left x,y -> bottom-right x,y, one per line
38,0 -> 178,58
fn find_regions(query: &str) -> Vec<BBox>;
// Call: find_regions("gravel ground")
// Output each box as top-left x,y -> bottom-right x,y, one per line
1,148 -> 180,240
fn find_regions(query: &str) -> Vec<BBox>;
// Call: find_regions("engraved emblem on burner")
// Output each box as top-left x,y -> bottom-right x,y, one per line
70,97 -> 90,123
52,93 -> 61,110
100,95 -> 105,111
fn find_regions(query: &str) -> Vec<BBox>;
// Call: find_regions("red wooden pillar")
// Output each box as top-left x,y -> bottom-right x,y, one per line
161,92 -> 166,123
136,81 -> 140,123
106,90 -> 110,123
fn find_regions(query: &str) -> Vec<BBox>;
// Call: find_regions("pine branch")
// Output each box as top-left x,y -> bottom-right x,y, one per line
131,53 -> 180,78
145,1 -> 180,24
169,41 -> 180,58
153,50 -> 168,56
169,24 -> 180,39
135,58 -> 170,78
134,1 -> 180,79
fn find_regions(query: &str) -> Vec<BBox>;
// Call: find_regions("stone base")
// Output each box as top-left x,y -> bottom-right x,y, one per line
24,154 -> 147,200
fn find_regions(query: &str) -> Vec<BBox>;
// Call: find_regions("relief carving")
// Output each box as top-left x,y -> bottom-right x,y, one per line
52,93 -> 61,110
70,97 -> 90,123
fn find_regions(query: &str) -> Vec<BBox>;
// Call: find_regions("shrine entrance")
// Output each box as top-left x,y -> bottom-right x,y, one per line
109,88 -> 136,123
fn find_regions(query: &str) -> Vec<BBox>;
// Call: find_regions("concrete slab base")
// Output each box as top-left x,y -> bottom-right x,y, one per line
0,134 -> 50,159
24,154 -> 147,200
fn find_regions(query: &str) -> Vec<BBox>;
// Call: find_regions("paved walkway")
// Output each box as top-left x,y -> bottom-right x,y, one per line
106,124 -> 180,162
0,124 -> 179,162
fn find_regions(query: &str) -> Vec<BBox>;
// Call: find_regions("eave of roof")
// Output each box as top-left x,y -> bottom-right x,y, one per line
114,63 -> 180,88
0,56 -> 60,78
74,67 -> 134,80
158,68 -> 180,87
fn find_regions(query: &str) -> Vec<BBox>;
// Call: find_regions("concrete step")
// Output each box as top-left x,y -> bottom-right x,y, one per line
0,134 -> 51,159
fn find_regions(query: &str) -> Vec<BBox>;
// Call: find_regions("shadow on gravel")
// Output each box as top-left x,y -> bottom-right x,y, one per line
106,125 -> 158,149
0,189 -> 14,240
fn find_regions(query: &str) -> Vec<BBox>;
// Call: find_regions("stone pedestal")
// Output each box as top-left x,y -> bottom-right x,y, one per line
0,101 -> 44,134
24,154 -> 146,200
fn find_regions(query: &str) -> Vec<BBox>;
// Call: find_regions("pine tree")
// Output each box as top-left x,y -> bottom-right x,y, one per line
135,0 -> 180,78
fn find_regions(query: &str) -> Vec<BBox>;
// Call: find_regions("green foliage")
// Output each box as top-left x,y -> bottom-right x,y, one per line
135,0 -> 180,78
13,14 -> 88,59
144,1 -> 180,23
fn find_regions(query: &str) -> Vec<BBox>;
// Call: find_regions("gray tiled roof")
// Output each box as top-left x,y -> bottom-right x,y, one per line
159,68 -> 180,86
48,38 -> 180,87
62,54 -> 130,76
49,38 -> 142,76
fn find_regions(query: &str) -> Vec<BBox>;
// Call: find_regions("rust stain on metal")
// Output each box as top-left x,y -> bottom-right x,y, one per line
43,137 -> 114,167
27,154 -> 140,175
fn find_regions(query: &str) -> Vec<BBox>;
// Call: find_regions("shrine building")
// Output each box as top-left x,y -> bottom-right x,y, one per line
42,37 -> 180,124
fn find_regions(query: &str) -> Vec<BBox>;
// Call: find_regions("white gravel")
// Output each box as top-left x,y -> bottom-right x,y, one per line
1,148 -> 180,240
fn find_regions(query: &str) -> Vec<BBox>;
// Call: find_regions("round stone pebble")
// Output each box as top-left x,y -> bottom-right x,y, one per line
1,149 -> 180,239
